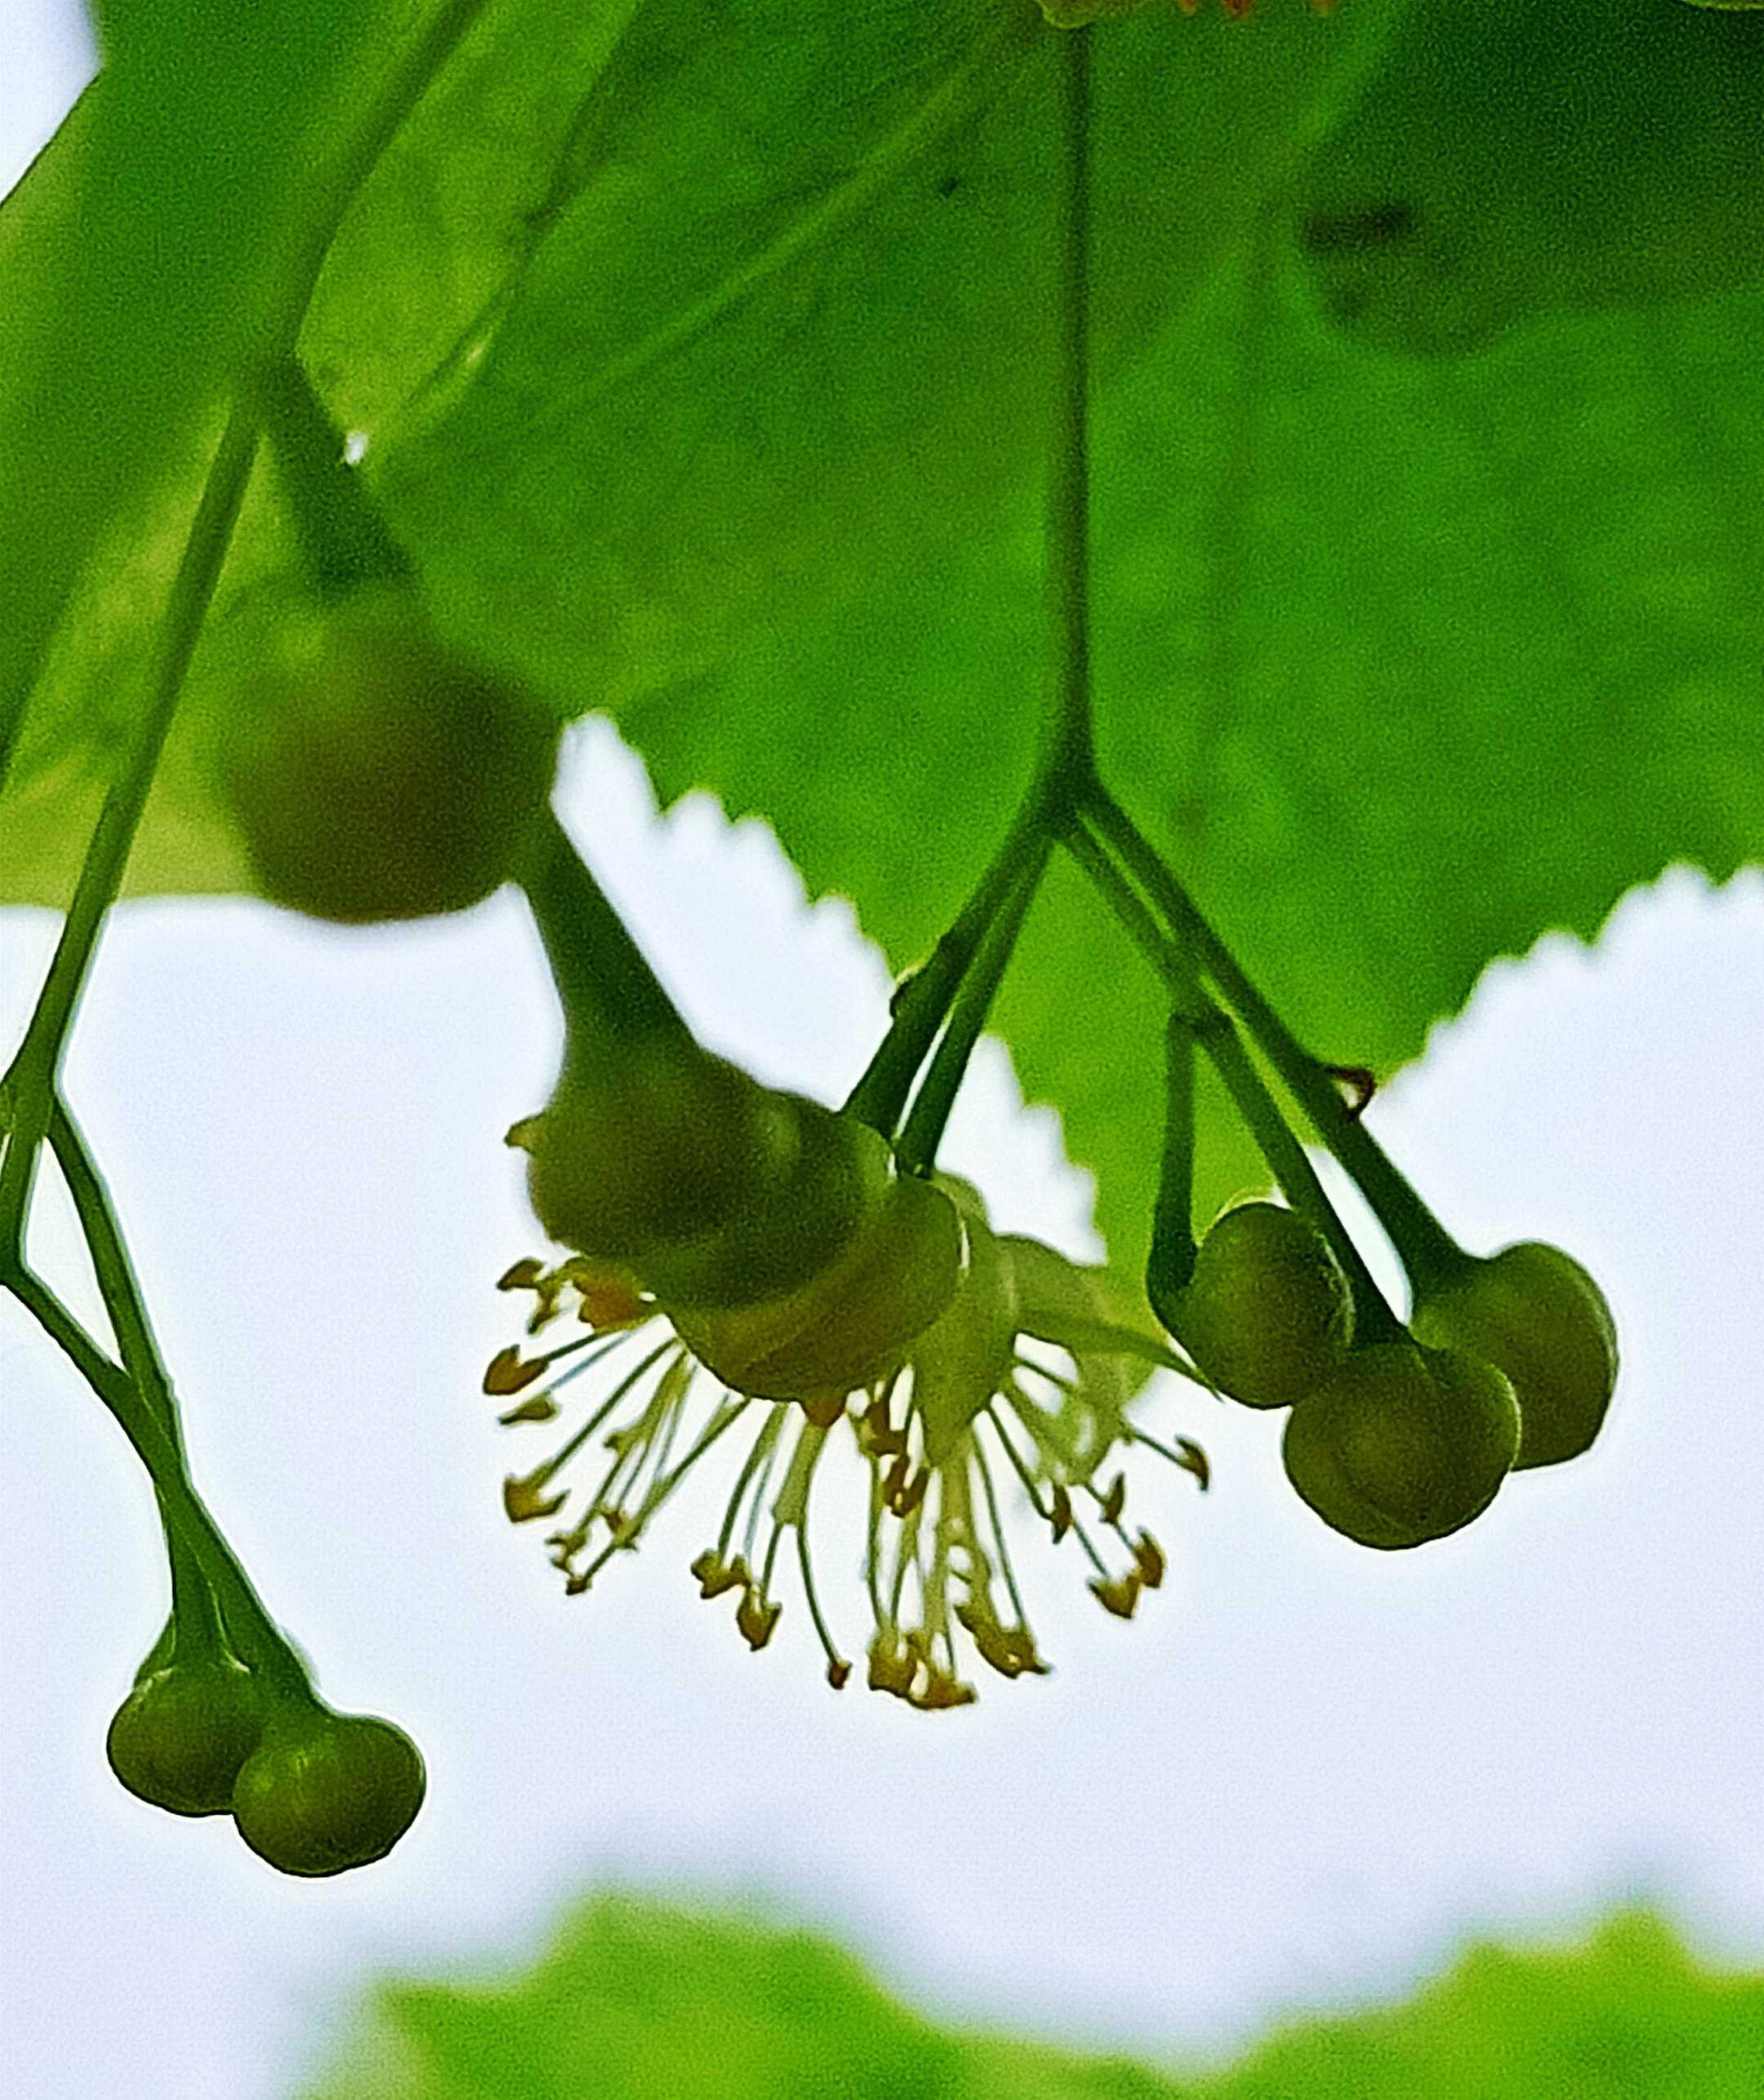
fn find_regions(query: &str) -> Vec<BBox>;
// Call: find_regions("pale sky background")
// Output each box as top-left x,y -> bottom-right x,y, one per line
7,19 -> 1764,2100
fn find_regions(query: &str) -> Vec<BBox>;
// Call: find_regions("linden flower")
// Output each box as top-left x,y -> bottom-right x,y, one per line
488,1181 -> 1209,1705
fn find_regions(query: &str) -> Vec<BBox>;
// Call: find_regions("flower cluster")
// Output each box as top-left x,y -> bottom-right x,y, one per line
489,1180 -> 1208,1707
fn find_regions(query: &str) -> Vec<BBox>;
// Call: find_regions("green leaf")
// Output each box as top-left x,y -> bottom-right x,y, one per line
300,1893 -> 968,2100
295,1898 -> 1764,2100
1192,1911 -> 1764,2100
1293,0 -> 1764,354
7,0 -> 1764,1272
0,0 -> 408,797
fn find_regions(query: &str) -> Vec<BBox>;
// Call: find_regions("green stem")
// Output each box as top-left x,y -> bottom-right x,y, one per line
894,842 -> 1051,1177
9,1265 -> 312,1695
1196,1011 -> 1404,1346
1064,818 -> 1403,1343
515,806 -> 697,1059
40,1103 -> 310,1686
1146,1013 -> 1200,1306
43,1102 -> 227,1659
1045,22 -> 1097,799
47,1101 -> 176,1438
1323,1114 -> 1471,1297
0,403 -> 259,1263
1077,785 -> 1467,1295
843,793 -> 1055,1139
256,354 -> 412,601
848,28 -> 1098,1145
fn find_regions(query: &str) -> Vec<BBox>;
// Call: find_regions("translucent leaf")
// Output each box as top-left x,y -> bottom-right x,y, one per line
7,0 -> 1763,1270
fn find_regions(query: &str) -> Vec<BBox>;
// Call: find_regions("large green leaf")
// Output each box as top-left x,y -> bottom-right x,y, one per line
5,0 -> 1762,1268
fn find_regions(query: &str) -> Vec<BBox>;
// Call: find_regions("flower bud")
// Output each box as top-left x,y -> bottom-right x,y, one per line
1158,1200 -> 1353,1410
218,591 -> 559,923
231,1705 -> 425,1877
1282,1340 -> 1520,1549
1410,1242 -> 1616,1469
516,1054 -> 895,1311
669,1170 -> 964,1404
106,1658 -> 273,1818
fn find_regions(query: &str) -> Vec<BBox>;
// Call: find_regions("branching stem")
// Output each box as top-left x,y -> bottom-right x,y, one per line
42,1102 -> 312,1684
1073,784 -> 1467,1309
1063,816 -> 1404,1341
894,842 -> 1051,1176
847,26 -> 1098,1156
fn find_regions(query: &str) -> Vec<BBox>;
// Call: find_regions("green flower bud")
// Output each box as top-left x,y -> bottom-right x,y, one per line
1282,1340 -> 1520,1549
1157,1200 -> 1353,1410
218,591 -> 559,923
670,1170 -> 964,1405
231,1706 -> 425,1878
105,1658 -> 274,1818
515,1051 -> 898,1312
1410,1242 -> 1616,1469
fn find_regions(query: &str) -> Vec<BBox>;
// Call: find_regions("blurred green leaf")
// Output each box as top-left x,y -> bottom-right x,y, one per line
1189,1911 -> 1764,2100
0,0 -> 408,797
298,1893 -> 968,2100
293,1897 -> 1764,2100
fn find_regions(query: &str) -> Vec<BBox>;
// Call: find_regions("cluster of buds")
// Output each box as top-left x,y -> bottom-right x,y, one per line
492,1125 -> 1206,1704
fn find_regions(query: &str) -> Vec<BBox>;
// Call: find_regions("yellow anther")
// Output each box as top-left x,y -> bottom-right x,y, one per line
958,1607 -> 1048,1680
502,1470 -> 568,1524
546,1522 -> 590,1567
690,1549 -> 752,1599
496,1393 -> 560,1426
1050,1483 -> 1074,1542
911,1670 -> 978,1711
798,1389 -> 847,1429
860,1396 -> 909,1459
1089,1573 -> 1142,1621
736,1591 -> 782,1651
483,1346 -> 550,1397
1176,1438 -> 1209,1491
866,1640 -> 918,1699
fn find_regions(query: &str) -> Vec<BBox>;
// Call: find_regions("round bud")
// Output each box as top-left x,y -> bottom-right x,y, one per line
519,1050 -> 791,1266
643,1093 -> 898,1313
1410,1242 -> 1616,1469
106,1658 -> 273,1817
1160,1200 -> 1353,1409
1282,1340 -> 1520,1549
518,1054 -> 892,1309
670,1170 -> 964,1405
218,592 -> 559,923
231,1707 -> 425,1877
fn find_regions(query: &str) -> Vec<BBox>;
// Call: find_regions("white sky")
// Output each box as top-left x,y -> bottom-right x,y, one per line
7,25 -> 1764,2100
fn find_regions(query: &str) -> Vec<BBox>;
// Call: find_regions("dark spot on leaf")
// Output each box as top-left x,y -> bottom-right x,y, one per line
1299,199 -> 1419,256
